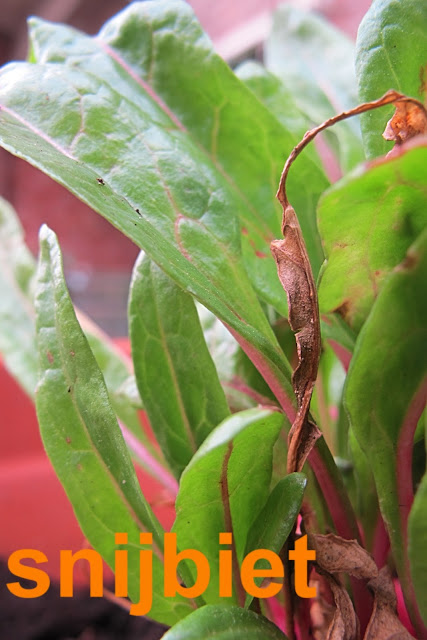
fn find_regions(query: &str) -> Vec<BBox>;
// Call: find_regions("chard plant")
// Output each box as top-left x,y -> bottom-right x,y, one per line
0,0 -> 426,638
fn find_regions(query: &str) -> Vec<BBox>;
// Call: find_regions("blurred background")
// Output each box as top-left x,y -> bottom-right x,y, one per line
0,0 -> 370,336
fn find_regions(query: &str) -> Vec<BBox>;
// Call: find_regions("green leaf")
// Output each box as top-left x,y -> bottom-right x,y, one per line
27,0 -> 326,281
0,1 -> 298,414
196,304 -> 240,385
347,428 -> 379,552
172,408 -> 284,605
345,228 -> 427,632
409,444 -> 427,626
235,61 -> 313,151
128,252 -> 230,478
244,473 -> 306,607
0,195 -> 38,396
35,225 -> 192,625
356,0 -> 427,158
161,605 -> 289,640
318,143 -> 427,332
265,4 -> 364,172
0,195 -> 167,476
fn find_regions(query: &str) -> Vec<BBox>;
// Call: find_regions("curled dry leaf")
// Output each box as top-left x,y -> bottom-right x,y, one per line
364,567 -> 416,640
320,572 -> 359,640
270,207 -> 321,473
310,533 -> 378,581
311,576 -> 336,640
383,100 -> 427,146
271,89 -> 426,475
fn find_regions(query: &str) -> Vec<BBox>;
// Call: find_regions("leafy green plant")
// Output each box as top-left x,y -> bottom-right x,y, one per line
0,1 -> 426,638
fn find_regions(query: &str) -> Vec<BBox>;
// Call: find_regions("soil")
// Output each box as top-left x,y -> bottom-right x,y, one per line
0,560 -> 168,640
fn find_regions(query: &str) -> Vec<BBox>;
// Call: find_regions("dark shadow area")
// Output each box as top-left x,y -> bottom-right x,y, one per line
0,560 -> 168,640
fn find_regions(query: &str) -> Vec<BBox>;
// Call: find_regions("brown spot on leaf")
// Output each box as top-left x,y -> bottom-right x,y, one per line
46,351 -> 54,364
397,249 -> 419,271
333,299 -> 352,323
97,178 -> 105,185
255,250 -> 268,258
66,437 -> 71,444
76,463 -> 83,471
419,64 -> 427,99
70,351 -> 75,357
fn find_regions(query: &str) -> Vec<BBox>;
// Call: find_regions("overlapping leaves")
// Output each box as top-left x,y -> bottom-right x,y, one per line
35,226 -> 193,625
356,0 -> 427,158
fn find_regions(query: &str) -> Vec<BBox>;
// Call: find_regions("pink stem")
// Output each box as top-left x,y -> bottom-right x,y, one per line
119,421 -> 178,497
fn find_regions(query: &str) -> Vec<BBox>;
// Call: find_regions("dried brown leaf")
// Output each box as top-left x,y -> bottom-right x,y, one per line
383,101 -> 427,145
270,205 -> 321,473
271,89 -> 426,475
364,567 -> 416,640
312,584 -> 336,640
325,573 -> 359,640
310,533 -> 378,581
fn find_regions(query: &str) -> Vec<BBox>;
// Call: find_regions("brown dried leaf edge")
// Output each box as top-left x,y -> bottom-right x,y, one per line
271,90 -> 427,474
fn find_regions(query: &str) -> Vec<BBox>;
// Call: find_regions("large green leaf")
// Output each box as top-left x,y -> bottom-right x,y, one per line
0,195 -> 168,477
35,226 -> 193,625
162,605 -> 288,640
318,142 -> 427,333
27,0 -> 327,283
172,409 -> 283,605
356,0 -> 427,158
345,228 -> 427,634
264,4 -> 364,172
0,0 -> 300,417
128,252 -> 230,478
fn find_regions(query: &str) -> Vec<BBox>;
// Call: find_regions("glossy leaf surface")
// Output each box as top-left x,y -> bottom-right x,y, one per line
0,1 -> 299,416
356,0 -> 427,158
162,605 -> 288,640
172,409 -> 283,605
129,252 -> 229,478
35,226 -> 192,625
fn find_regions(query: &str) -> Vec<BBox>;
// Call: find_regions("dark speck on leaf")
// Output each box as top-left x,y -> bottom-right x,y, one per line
97,178 -> 105,185
67,386 -> 71,393
136,208 -> 141,216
